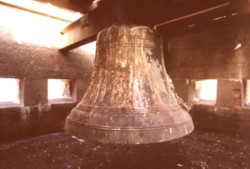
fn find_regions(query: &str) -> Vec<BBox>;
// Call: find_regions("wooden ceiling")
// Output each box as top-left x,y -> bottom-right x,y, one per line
34,0 -> 237,23
25,0 -> 250,52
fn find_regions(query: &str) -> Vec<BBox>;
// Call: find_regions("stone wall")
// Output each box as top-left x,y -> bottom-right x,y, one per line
164,17 -> 250,139
0,5 -> 94,144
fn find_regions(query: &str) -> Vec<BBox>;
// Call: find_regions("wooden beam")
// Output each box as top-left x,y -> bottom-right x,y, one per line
130,0 -> 232,25
59,5 -> 113,53
159,8 -> 240,39
154,2 -> 231,29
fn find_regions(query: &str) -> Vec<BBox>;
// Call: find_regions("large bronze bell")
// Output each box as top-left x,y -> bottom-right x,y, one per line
65,24 -> 194,144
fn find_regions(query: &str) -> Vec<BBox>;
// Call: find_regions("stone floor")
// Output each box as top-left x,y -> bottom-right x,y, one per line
0,130 -> 249,169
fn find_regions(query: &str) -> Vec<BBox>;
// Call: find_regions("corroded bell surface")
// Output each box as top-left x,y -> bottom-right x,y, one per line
65,24 -> 194,144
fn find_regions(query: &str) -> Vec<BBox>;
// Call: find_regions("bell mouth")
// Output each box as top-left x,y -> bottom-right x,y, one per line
65,24 -> 194,144
65,104 -> 194,144
65,118 -> 193,144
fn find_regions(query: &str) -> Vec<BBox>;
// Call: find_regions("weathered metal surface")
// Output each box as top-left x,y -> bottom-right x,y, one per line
65,24 -> 194,144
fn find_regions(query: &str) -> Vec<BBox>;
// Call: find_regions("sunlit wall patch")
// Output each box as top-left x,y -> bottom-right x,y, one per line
193,79 -> 218,103
245,80 -> 250,105
48,79 -> 73,102
0,78 -> 20,104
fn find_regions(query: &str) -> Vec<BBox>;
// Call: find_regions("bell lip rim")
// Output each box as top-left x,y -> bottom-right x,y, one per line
65,121 -> 194,144
65,117 -> 193,131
